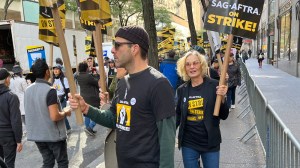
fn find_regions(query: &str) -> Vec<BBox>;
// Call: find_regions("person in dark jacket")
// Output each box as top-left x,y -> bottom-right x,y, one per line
176,51 -> 229,168
257,49 -> 264,68
76,61 -> 100,136
227,53 -> 241,109
0,68 -> 23,168
160,50 -> 178,91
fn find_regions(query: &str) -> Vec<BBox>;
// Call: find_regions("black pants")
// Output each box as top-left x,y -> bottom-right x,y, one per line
227,86 -> 237,107
35,141 -> 69,168
0,137 -> 17,168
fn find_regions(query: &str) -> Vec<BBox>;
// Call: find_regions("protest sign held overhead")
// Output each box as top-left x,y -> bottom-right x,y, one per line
204,0 -> 264,39
85,35 -> 96,57
202,32 -> 210,48
157,28 -> 175,55
79,0 -> 112,23
220,36 -> 243,50
27,46 -> 46,68
76,0 -> 112,32
38,0 -> 65,46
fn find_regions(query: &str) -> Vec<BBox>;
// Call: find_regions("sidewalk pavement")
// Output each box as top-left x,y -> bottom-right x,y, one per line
244,58 -> 300,142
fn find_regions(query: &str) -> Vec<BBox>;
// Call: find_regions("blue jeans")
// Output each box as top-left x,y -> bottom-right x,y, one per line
60,98 -> 71,130
226,86 -> 237,107
182,146 -> 220,168
84,116 -> 96,129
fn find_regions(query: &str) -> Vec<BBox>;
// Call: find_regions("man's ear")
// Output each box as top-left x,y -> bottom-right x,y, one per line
5,76 -> 11,86
132,44 -> 140,56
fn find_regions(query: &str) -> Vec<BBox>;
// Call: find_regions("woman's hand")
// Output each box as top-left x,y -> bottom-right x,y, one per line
216,85 -> 228,103
216,85 -> 228,96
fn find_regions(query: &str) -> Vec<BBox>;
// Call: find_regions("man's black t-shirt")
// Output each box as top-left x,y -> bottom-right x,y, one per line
182,83 -> 219,152
47,89 -> 59,106
110,67 -> 175,168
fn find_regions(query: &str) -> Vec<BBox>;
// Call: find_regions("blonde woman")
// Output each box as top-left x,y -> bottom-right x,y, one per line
176,50 -> 229,168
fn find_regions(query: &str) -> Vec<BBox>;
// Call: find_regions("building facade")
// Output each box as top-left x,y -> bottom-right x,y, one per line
257,0 -> 300,77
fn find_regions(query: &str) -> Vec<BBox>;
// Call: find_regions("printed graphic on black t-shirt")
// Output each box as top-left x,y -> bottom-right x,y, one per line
187,96 -> 204,122
116,103 -> 131,131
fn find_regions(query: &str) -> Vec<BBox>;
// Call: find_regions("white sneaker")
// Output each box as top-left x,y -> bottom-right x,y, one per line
231,105 -> 235,109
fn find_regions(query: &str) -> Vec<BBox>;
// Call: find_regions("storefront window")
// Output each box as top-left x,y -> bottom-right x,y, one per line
279,11 -> 291,60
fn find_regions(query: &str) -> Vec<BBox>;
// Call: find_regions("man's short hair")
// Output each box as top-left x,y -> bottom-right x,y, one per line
31,59 -> 49,79
55,58 -> 63,65
78,61 -> 88,73
0,68 -> 10,84
168,50 -> 176,58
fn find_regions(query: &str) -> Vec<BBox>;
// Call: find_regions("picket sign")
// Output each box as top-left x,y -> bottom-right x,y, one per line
204,0 -> 265,116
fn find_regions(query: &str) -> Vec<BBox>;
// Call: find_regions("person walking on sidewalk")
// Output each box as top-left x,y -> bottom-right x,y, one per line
227,53 -> 241,109
0,68 -> 23,168
9,64 -> 28,136
176,51 -> 229,168
257,50 -> 264,68
24,59 -> 71,168
248,49 -> 252,58
51,64 -> 72,134
69,26 -> 176,168
76,61 -> 100,136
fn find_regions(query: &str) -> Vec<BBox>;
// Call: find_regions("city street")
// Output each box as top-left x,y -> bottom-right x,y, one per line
16,113 -> 108,168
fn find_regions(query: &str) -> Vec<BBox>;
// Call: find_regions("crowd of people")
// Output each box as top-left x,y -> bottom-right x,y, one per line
0,25 -> 248,168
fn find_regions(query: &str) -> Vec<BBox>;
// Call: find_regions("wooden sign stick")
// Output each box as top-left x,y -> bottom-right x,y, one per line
213,34 -> 233,116
93,23 -> 107,93
216,52 -> 223,73
51,5 -> 83,125
49,44 -> 54,81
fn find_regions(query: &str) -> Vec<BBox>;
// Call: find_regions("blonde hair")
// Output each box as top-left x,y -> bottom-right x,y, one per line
177,50 -> 208,81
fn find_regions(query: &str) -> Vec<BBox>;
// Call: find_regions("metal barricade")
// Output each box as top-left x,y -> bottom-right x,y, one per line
239,61 -> 300,168
266,105 -> 300,168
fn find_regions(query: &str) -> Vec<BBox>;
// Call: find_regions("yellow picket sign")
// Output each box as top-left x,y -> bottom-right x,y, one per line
38,0 -> 65,45
79,0 -> 111,22
158,37 -> 172,50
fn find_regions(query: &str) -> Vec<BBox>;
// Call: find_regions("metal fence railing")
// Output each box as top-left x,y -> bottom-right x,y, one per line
239,61 -> 300,168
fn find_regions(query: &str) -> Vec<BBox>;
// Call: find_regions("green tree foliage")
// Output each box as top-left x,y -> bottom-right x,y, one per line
65,0 -> 78,12
154,7 -> 171,27
110,0 -> 171,28
110,0 -> 142,27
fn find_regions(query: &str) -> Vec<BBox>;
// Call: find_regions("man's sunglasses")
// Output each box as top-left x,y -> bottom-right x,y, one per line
113,41 -> 135,49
